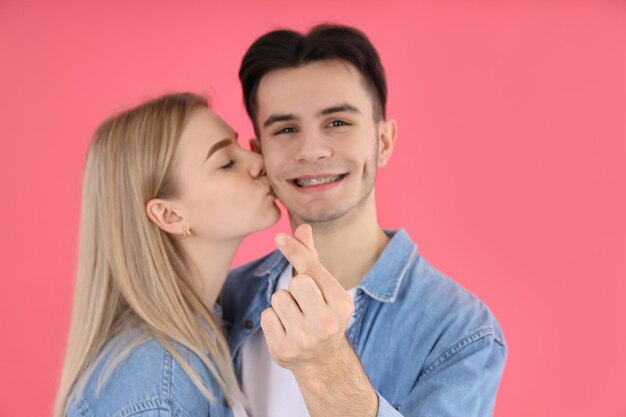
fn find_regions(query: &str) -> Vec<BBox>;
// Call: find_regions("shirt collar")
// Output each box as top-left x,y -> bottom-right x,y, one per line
358,229 -> 417,303
252,228 -> 417,304
253,249 -> 289,302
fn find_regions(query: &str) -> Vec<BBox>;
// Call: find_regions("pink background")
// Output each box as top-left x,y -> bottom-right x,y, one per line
1,1 -> 625,416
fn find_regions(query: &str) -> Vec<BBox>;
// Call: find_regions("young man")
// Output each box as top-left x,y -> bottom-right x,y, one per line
221,25 -> 507,417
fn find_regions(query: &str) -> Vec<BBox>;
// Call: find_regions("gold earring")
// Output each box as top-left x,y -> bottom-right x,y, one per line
182,227 -> 191,237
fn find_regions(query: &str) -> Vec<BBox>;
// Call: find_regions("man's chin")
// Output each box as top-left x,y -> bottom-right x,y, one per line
290,206 -> 350,225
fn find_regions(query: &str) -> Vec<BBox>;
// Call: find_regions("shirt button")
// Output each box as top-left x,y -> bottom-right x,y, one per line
244,320 -> 253,329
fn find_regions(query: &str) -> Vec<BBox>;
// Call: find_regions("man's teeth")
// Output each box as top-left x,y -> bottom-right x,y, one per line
295,175 -> 343,187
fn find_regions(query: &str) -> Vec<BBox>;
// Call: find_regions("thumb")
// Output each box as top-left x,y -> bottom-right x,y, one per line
294,224 -> 318,258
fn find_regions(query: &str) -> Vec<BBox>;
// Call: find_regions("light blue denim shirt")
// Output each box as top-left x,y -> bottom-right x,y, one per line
67,330 -> 236,417
222,229 -> 507,417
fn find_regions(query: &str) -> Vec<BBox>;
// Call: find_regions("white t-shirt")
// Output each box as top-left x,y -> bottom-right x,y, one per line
241,266 -> 356,417
231,402 -> 249,417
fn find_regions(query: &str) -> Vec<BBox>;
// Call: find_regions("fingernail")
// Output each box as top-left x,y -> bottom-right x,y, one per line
275,233 -> 288,247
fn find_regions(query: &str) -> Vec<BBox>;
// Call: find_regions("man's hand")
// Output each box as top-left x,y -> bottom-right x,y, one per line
260,223 -> 355,373
260,224 -> 378,417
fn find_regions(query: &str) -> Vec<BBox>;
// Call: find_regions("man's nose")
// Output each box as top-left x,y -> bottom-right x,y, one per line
294,130 -> 332,162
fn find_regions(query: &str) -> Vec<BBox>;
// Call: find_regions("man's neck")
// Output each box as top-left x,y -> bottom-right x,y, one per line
291,196 -> 389,290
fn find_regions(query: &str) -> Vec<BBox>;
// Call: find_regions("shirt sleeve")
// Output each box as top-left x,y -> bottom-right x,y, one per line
375,330 -> 507,417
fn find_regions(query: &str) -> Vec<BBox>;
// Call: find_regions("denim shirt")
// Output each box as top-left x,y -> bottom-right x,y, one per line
221,229 -> 507,417
68,331 -> 236,417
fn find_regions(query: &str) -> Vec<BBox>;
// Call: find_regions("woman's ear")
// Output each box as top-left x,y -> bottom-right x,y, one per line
377,119 -> 398,167
146,199 -> 186,236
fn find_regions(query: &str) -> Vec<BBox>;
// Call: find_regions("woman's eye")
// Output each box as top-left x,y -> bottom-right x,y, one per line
275,127 -> 296,135
220,160 -> 235,169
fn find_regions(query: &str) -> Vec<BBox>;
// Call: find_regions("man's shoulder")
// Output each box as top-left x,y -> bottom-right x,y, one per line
361,252 -> 506,391
372,229 -> 500,334
401,254 -> 506,346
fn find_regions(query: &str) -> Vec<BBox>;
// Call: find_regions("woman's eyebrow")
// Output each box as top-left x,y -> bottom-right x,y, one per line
205,138 -> 233,161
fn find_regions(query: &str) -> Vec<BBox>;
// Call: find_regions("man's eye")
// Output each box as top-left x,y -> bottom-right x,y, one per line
275,127 -> 297,135
328,120 -> 348,127
220,160 -> 235,169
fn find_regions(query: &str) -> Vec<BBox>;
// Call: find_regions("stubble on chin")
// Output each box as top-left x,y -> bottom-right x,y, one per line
288,180 -> 375,228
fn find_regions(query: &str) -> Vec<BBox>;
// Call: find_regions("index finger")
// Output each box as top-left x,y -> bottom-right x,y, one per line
275,229 -> 346,302
275,228 -> 318,276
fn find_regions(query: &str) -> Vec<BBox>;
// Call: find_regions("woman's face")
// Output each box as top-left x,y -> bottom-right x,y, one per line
170,107 -> 280,241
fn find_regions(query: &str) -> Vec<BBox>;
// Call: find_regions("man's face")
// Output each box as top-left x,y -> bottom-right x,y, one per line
254,60 -> 394,225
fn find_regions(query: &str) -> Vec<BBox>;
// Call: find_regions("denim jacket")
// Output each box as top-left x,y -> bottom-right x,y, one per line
221,229 -> 507,417
68,331 -> 236,417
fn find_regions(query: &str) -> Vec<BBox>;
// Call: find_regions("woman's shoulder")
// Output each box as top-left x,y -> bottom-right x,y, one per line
68,332 -> 227,417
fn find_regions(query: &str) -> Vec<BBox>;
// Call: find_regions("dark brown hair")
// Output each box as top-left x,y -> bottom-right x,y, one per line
239,24 -> 387,134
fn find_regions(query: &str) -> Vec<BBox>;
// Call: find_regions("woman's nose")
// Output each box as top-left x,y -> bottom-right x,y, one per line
247,150 -> 266,178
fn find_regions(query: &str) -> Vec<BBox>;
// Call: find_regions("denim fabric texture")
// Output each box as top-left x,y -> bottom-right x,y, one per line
68,331 -> 235,417
222,229 -> 507,417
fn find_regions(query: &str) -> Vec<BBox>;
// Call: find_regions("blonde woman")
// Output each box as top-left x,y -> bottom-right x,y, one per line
55,93 -> 280,417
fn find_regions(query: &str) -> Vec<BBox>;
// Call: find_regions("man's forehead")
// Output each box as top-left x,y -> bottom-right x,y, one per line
255,61 -> 372,116
259,60 -> 361,90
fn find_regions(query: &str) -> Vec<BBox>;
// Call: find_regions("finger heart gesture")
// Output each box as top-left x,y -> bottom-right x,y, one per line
260,224 -> 355,371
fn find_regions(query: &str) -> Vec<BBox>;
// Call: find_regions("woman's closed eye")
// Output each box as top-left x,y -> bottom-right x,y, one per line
220,159 -> 235,169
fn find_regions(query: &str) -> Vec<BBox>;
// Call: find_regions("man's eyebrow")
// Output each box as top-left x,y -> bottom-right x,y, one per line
317,103 -> 361,117
262,104 -> 360,128
263,114 -> 297,128
205,133 -> 237,161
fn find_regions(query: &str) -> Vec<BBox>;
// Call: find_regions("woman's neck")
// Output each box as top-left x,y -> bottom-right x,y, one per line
177,237 -> 242,307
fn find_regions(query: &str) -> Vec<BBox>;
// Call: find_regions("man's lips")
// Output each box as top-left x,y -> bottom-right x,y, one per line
290,173 -> 348,188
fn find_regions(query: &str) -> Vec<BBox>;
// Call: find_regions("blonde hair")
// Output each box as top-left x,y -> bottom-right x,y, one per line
55,93 -> 244,417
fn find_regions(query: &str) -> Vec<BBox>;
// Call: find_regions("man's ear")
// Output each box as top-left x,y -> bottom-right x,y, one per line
250,138 -> 262,154
146,199 -> 186,235
377,119 -> 398,167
